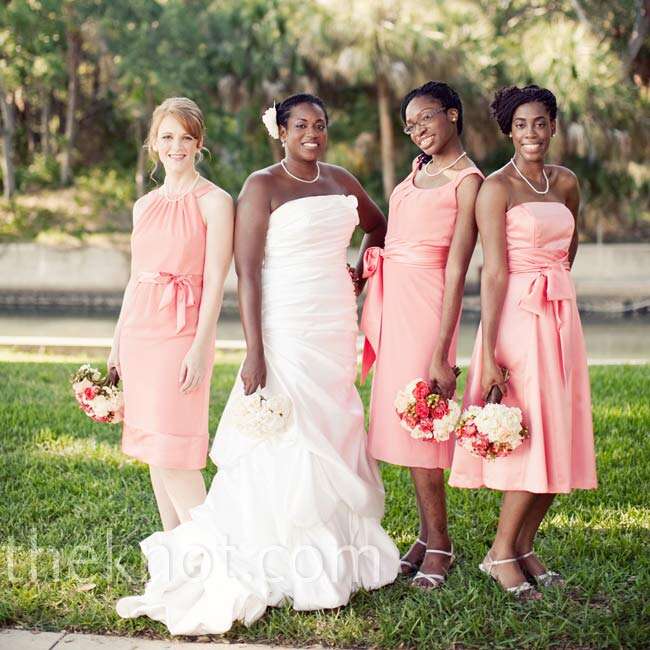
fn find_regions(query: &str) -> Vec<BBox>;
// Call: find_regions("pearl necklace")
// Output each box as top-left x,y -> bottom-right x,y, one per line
424,151 -> 467,177
510,157 -> 549,195
281,159 -> 320,184
162,172 -> 200,201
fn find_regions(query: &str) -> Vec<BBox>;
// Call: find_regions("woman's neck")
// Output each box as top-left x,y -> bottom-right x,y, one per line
512,153 -> 545,180
428,138 -> 465,167
163,167 -> 199,193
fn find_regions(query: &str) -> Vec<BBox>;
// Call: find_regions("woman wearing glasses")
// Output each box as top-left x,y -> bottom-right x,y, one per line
361,81 -> 483,589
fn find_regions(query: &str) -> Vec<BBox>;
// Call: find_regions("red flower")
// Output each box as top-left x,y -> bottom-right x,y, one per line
83,386 -> 96,400
415,400 -> 430,419
419,418 -> 434,433
413,381 -> 430,400
431,401 -> 449,419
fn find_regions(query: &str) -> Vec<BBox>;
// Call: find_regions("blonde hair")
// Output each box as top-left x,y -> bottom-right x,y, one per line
145,97 -> 207,174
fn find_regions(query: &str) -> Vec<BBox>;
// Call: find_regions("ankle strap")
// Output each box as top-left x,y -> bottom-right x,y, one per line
415,538 -> 426,547
518,550 -> 534,560
425,548 -> 454,556
487,555 -> 519,566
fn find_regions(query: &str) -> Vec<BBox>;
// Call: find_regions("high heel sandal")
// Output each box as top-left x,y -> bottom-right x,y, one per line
517,550 -> 565,588
412,547 -> 454,589
399,538 -> 426,575
478,553 -> 541,600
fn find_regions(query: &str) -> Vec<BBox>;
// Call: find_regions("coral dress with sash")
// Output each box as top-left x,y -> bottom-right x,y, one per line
118,181 -> 217,470
361,164 -> 484,469
449,202 -> 597,493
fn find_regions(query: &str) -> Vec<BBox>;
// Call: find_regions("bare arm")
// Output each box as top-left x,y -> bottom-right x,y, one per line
234,174 -> 271,394
179,188 -> 235,393
564,172 -> 581,267
477,178 -> 510,399
334,167 -> 387,294
107,197 -> 148,374
429,173 -> 482,397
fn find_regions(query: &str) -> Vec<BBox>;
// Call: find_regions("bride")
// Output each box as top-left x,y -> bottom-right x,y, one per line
116,93 -> 399,634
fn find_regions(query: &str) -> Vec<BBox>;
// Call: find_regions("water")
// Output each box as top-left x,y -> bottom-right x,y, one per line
1,312 -> 648,361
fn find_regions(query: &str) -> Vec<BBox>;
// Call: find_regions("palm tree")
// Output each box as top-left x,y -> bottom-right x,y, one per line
298,0 -> 455,200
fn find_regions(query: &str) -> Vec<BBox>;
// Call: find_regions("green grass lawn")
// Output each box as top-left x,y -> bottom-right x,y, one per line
1,357 -> 649,649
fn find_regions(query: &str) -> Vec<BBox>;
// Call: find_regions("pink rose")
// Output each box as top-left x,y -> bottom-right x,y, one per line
415,400 -> 430,419
413,381 -> 430,400
83,386 -> 96,400
419,418 -> 433,433
431,401 -> 449,419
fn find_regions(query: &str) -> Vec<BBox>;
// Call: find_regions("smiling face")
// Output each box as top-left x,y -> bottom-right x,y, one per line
152,114 -> 202,175
279,102 -> 328,162
510,101 -> 556,163
403,95 -> 459,156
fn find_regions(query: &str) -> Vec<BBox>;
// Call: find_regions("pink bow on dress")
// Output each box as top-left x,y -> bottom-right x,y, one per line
137,271 -> 202,334
359,247 -> 384,383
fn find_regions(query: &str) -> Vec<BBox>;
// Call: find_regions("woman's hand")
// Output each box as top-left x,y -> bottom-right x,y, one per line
347,264 -> 364,296
241,351 -> 267,395
481,356 -> 508,401
429,357 -> 458,399
179,344 -> 209,394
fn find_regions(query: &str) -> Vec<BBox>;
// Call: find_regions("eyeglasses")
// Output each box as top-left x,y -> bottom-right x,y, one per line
403,107 -> 447,135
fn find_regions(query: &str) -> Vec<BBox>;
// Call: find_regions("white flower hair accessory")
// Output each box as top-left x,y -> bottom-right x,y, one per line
261,102 -> 279,139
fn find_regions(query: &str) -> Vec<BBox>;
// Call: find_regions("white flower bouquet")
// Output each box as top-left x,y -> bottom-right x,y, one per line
231,391 -> 292,439
455,385 -> 528,460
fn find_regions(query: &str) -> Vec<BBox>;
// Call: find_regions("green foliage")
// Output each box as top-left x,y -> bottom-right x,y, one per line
1,0 -> 648,239
73,168 -> 135,233
20,154 -> 61,189
0,358 -> 648,648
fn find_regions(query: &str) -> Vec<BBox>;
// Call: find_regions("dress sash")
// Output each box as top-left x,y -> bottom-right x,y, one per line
359,243 -> 448,382
508,248 -> 575,384
137,271 -> 203,334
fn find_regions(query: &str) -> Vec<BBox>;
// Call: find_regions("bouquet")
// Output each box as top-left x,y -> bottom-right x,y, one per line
71,364 -> 123,423
455,385 -> 529,460
395,378 -> 461,442
231,391 -> 292,440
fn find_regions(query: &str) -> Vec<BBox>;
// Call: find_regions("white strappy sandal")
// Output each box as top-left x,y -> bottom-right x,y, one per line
479,553 -> 541,600
412,547 -> 455,589
517,550 -> 565,588
400,537 -> 426,575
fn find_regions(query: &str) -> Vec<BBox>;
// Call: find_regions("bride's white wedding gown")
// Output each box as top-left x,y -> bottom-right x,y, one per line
116,194 -> 400,635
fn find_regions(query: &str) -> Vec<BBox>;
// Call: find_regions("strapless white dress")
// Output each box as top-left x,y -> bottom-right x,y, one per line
116,194 -> 400,635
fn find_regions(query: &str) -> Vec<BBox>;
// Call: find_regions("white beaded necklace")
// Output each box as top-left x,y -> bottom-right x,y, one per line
162,172 -> 200,201
281,159 -> 320,184
510,157 -> 549,195
424,151 -> 467,177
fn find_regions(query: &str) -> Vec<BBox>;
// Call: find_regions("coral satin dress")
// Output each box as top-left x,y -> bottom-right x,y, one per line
118,181 -> 217,470
361,164 -> 484,469
449,201 -> 598,493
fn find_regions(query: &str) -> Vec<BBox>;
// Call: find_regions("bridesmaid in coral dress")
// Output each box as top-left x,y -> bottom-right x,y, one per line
107,97 -> 234,530
449,85 -> 597,599
361,82 -> 483,588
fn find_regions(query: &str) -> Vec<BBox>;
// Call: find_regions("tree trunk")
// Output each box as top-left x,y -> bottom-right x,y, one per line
135,118 -> 146,198
60,25 -> 81,186
0,82 -> 17,200
377,73 -> 395,202
627,0 -> 649,80
41,89 -> 51,155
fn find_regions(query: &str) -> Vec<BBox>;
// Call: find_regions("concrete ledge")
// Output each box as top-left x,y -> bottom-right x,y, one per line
0,629 -> 338,650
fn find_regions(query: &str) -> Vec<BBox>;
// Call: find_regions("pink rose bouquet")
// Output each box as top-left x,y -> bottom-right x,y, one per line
71,364 -> 123,423
394,378 -> 460,442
